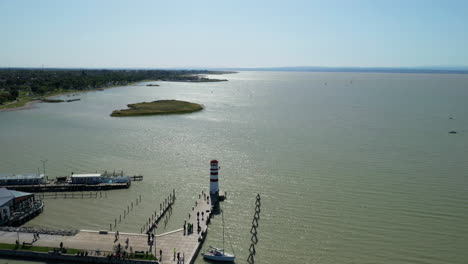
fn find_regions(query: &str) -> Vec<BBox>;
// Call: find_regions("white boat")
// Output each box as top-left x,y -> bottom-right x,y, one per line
203,247 -> 235,262
203,210 -> 235,262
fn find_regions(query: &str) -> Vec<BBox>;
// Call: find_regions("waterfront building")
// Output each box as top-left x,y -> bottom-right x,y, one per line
0,188 -> 43,226
70,173 -> 102,184
0,173 -> 45,186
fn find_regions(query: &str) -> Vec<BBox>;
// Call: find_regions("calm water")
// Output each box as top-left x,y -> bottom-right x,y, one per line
1,71 -> 468,264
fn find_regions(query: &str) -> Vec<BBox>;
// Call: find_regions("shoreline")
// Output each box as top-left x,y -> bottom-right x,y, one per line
0,75 -> 231,113
0,100 -> 40,112
0,82 -> 139,113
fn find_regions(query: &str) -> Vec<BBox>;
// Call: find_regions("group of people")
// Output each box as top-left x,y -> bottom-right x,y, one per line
32,232 -> 40,242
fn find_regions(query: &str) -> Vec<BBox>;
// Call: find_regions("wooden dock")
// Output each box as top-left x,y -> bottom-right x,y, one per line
0,182 -> 130,192
36,191 -> 108,200
0,190 -> 213,264
143,192 -> 175,234
130,175 -> 143,181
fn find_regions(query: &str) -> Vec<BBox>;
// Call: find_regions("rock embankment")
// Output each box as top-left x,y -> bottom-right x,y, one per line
0,226 -> 79,236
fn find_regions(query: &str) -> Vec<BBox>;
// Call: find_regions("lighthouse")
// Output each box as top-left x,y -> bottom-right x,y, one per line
210,160 -> 219,200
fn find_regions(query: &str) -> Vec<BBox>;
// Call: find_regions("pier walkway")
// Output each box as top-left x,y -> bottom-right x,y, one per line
0,191 -> 213,264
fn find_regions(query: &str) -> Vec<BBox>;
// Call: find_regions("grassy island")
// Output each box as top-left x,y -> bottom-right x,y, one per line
111,100 -> 203,117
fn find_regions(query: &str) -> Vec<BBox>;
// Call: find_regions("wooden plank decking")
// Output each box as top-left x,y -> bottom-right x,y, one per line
0,191 -> 214,264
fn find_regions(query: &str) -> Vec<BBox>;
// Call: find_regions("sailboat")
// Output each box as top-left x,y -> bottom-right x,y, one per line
203,210 -> 235,262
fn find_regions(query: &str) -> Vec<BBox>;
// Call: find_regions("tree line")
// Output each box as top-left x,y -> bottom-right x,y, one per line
0,68 -> 226,104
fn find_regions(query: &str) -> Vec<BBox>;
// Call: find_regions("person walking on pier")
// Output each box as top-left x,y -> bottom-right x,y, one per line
173,248 -> 176,260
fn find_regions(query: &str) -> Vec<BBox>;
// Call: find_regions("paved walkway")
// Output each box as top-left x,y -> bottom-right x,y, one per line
0,191 -> 213,264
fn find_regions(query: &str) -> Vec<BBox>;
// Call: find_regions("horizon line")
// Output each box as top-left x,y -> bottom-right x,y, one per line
2,66 -> 468,74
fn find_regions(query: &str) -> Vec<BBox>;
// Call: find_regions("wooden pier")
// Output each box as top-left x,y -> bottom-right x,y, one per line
0,182 -> 130,192
142,191 -> 175,234
130,175 -> 143,181
36,191 -> 108,200
0,190 -> 213,264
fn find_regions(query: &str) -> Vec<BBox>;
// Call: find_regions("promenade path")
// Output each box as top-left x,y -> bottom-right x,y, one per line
0,191 -> 213,264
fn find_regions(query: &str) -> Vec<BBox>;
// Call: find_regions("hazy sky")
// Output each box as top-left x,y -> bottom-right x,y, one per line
1,0 -> 467,68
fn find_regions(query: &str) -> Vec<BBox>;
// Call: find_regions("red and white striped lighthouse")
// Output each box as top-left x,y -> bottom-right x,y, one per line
210,160 -> 219,197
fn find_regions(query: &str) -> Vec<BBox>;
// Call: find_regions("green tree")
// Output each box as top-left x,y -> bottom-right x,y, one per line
8,90 -> 19,100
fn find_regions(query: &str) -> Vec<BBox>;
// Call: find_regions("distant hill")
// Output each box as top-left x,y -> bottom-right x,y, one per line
215,66 -> 468,74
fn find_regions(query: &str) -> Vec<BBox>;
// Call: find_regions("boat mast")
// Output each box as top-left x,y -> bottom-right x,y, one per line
222,209 -> 225,252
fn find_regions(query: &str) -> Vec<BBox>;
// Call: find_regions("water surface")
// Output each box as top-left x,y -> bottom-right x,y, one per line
1,71 -> 468,263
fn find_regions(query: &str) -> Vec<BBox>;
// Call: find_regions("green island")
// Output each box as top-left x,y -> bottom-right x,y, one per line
111,100 -> 203,117
0,69 -> 233,111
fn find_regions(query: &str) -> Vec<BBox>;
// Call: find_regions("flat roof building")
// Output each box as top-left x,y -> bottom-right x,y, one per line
0,173 -> 45,186
70,173 -> 102,184
0,188 -> 43,226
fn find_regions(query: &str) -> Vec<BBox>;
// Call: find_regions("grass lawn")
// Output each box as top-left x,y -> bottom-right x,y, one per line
0,243 -> 80,254
0,243 -> 157,261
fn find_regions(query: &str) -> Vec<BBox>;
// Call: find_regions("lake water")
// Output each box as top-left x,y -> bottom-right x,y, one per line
1,71 -> 468,264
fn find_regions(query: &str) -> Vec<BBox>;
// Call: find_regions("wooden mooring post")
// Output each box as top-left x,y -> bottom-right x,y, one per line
142,189 -> 175,234
109,195 -> 142,231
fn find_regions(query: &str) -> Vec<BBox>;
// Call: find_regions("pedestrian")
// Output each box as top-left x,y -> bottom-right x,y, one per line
202,212 -> 204,220
177,252 -> 180,263
183,224 -> 186,235
173,248 -> 176,260
60,242 -> 63,249
160,249 -> 162,259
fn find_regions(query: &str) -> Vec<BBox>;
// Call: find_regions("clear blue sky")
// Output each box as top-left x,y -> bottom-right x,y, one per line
1,0 -> 467,68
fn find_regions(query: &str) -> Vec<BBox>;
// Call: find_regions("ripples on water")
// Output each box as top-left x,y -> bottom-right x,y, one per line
0,72 -> 468,263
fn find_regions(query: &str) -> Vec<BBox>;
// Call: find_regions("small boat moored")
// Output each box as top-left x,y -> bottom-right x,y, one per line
203,247 -> 235,262
203,208 -> 235,262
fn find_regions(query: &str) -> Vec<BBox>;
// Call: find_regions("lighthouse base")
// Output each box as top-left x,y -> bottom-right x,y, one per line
218,191 -> 226,201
